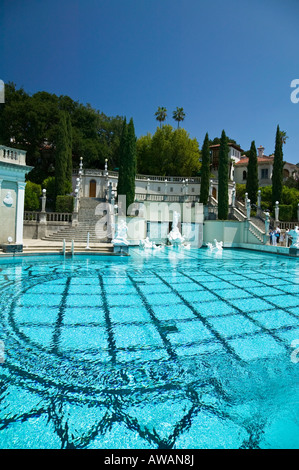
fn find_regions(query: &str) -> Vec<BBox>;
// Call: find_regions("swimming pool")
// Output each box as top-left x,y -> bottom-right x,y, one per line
0,247 -> 299,449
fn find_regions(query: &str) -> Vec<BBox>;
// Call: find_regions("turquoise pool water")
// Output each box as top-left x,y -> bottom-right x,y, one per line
0,247 -> 299,449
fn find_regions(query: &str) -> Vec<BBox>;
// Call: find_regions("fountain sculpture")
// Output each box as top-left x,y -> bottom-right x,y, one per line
288,226 -> 299,256
111,219 -> 129,254
139,237 -> 164,251
168,211 -> 185,246
207,239 -> 223,251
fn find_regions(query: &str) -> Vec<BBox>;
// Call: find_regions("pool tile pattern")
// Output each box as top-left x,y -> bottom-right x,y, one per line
0,248 -> 299,449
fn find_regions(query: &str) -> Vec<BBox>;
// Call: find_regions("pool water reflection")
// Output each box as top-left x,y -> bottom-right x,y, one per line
0,247 -> 299,449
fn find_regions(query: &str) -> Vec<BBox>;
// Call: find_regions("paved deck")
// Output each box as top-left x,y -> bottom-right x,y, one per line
0,239 -> 115,256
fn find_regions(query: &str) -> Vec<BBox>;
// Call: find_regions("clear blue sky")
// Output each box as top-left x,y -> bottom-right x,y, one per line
1,0 -> 299,163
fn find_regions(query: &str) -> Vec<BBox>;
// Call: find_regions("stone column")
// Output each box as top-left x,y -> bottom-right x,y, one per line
264,211 -> 270,244
111,190 -> 115,209
78,157 -> 83,196
72,188 -> 79,226
39,189 -> 47,225
246,198 -> 251,220
185,179 -> 189,201
257,190 -> 261,209
74,189 -> 79,212
257,189 -> 261,217
231,188 -> 235,208
108,181 -> 112,202
209,179 -> 213,202
15,181 -> 26,244
37,188 -> 48,238
164,179 -> 167,201
244,192 -> 248,209
41,188 -> 47,212
275,201 -> 279,225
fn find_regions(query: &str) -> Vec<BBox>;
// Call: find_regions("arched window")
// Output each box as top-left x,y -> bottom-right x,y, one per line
243,170 -> 247,180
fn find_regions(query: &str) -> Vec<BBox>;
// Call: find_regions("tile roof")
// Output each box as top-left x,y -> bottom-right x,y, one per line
235,155 -> 274,166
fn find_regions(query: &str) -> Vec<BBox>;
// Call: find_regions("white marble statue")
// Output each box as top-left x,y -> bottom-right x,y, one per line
168,211 -> 185,245
207,239 -> 223,251
3,191 -> 13,207
139,237 -> 165,250
139,237 -> 155,249
288,226 -> 299,249
111,219 -> 129,246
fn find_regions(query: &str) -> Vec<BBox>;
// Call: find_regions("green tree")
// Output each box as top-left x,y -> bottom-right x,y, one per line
55,111 -> 72,202
155,107 -> 167,128
272,125 -> 284,207
126,118 -> 137,211
199,132 -> 210,205
172,107 -> 185,129
24,181 -> 42,211
42,176 -> 56,210
209,136 -> 239,147
116,118 -> 128,199
117,118 -> 137,212
136,133 -> 152,174
218,130 -> 229,220
246,140 -> 258,205
280,130 -> 288,145
65,112 -> 73,194
0,82 -> 124,182
136,125 -> 200,176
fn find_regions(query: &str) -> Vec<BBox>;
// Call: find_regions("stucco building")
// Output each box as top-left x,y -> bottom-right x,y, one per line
0,145 -> 32,249
234,145 -> 298,187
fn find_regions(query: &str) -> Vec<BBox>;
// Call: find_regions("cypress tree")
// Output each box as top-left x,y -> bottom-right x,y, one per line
65,112 -> 73,194
55,111 -> 73,201
218,130 -> 229,220
199,132 -> 210,205
246,140 -> 258,205
55,111 -> 68,198
117,117 -> 136,212
125,118 -> 137,211
272,124 -> 283,207
117,117 -> 128,201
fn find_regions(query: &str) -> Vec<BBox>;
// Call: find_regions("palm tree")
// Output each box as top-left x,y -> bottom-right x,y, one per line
172,107 -> 185,128
280,130 -> 288,145
155,107 -> 167,128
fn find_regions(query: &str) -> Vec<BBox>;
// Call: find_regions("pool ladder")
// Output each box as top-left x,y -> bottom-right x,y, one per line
62,239 -> 75,257
62,234 -> 90,257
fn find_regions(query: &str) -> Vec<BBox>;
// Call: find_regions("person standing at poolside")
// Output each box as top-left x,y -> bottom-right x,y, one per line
275,226 -> 281,245
269,230 -> 274,245
286,229 -> 289,247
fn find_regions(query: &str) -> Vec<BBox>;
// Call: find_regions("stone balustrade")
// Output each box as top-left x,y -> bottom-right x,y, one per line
24,211 -> 73,222
0,145 -> 27,166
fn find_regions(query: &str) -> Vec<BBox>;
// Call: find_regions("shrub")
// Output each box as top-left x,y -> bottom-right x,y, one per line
260,201 -> 271,212
24,181 -> 42,211
278,204 -> 293,221
42,176 -> 56,210
260,186 -> 272,206
236,183 -> 246,200
55,195 -> 74,213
